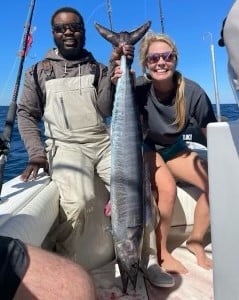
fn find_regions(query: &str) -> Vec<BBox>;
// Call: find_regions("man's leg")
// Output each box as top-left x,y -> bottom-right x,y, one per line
14,243 -> 96,300
50,146 -> 95,261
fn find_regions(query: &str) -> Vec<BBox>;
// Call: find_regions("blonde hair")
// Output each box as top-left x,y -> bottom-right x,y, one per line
139,32 -> 186,131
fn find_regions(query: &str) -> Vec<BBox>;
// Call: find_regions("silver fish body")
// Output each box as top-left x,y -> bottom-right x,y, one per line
111,54 -> 144,292
95,22 -> 151,293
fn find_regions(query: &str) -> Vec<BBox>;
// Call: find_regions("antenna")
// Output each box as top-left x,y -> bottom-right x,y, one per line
158,0 -> 165,33
106,0 -> 113,30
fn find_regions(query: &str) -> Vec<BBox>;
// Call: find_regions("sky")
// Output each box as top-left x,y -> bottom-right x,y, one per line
0,0 -> 236,106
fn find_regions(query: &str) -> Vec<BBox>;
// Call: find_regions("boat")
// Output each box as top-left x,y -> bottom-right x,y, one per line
0,141 -> 216,299
1,1 -> 238,299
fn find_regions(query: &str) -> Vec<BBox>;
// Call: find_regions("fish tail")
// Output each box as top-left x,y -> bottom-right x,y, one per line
94,21 -> 151,47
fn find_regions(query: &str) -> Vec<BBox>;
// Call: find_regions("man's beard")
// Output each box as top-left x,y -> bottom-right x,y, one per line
54,37 -> 85,60
58,47 -> 82,60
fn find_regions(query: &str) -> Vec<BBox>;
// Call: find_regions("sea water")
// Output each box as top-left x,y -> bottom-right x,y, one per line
0,104 -> 239,183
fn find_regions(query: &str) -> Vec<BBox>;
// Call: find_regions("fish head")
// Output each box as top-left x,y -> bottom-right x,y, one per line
115,239 -> 140,293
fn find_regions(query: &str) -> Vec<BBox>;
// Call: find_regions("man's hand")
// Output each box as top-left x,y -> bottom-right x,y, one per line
20,157 -> 49,182
110,43 -> 135,85
111,43 -> 135,65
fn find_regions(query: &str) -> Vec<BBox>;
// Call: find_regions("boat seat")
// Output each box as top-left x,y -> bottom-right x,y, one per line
0,171 -> 115,271
0,172 -> 59,246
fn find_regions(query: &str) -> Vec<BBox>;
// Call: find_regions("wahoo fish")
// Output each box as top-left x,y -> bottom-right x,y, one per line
95,21 -> 151,293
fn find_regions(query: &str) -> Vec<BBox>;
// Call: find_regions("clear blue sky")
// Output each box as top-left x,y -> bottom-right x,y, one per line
0,0 -> 235,105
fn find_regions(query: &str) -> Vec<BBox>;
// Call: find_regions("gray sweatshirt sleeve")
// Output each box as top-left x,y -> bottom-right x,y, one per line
17,68 -> 46,160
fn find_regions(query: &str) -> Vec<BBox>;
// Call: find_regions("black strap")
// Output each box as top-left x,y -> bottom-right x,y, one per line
92,63 -> 100,89
33,62 -> 44,114
33,62 -> 43,99
33,60 -> 55,114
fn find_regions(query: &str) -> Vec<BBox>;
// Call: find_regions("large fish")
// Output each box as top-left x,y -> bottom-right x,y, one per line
95,21 -> 151,293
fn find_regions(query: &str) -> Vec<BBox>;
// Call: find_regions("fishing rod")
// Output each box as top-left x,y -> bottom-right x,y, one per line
0,0 -> 36,196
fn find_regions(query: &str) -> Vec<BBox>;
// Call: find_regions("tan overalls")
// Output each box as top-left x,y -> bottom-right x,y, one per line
44,73 -> 111,261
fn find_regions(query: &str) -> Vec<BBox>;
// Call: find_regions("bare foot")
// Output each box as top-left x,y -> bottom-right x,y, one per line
186,240 -> 212,270
161,252 -> 188,274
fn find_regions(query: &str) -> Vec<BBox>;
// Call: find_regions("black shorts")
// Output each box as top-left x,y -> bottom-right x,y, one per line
0,236 -> 29,300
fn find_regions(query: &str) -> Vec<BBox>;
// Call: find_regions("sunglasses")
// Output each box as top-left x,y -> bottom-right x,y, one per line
146,51 -> 176,64
53,23 -> 83,34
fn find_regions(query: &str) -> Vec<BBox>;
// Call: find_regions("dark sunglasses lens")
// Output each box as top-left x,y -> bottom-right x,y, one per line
68,23 -> 82,32
148,53 -> 160,63
53,24 -> 64,33
147,54 -> 159,63
164,53 -> 174,61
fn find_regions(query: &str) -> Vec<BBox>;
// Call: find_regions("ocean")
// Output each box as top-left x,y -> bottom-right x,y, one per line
1,104 -> 239,183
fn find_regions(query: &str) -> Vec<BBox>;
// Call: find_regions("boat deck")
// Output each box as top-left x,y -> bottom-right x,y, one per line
92,226 -> 213,300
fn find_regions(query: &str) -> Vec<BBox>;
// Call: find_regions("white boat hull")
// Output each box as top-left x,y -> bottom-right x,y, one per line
208,120 -> 239,300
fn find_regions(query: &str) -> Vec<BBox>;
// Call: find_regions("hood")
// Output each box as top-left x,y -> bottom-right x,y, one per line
44,48 -> 97,67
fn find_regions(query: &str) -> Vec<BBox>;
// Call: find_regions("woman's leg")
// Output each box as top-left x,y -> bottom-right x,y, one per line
145,152 -> 188,274
167,150 -> 212,270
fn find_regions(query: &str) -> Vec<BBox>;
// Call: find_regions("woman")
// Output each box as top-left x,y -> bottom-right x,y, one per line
135,32 -> 217,274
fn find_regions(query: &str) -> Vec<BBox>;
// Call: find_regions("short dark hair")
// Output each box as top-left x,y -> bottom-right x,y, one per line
51,7 -> 84,27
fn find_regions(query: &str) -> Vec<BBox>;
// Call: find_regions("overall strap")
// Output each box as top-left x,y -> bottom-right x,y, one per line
33,59 -> 55,113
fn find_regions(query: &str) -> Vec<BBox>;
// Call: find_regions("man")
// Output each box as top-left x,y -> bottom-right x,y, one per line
18,6 -> 113,263
1,235 -> 96,300
18,6 -> 174,288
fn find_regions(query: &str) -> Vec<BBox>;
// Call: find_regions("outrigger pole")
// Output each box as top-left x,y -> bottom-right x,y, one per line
0,0 -> 36,196
106,0 -> 113,30
158,0 -> 165,33
203,32 -> 221,122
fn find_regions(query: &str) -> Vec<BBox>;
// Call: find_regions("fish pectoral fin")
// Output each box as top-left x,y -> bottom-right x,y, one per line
127,225 -> 144,240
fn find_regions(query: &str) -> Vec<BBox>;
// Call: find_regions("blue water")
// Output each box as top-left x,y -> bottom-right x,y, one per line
1,104 -> 239,183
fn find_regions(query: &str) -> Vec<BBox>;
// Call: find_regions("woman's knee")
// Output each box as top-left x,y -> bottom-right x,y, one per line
155,169 -> 176,195
154,178 -> 177,208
